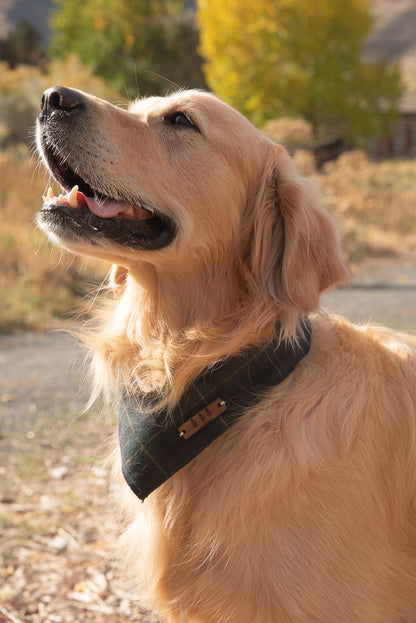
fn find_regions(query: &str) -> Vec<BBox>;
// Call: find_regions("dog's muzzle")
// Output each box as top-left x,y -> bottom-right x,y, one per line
36,86 -> 177,251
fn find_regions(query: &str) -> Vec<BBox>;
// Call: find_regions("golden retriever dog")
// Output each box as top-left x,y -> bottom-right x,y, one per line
36,86 -> 416,623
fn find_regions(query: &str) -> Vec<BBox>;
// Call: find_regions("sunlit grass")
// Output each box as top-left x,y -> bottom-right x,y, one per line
313,151 -> 416,266
0,146 -> 108,332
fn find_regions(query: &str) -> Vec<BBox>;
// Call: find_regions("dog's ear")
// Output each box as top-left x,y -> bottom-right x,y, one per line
109,264 -> 128,288
250,145 -> 347,318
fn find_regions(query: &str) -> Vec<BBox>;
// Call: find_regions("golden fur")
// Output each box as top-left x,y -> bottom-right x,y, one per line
38,89 -> 416,622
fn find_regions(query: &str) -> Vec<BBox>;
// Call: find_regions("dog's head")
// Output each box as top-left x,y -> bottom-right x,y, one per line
36,87 -> 346,329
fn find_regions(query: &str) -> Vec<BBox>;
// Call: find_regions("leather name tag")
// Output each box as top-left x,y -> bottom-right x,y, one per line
178,397 -> 228,439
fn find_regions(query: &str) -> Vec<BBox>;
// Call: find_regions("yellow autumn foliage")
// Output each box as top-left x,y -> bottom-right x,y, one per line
197,0 -> 401,141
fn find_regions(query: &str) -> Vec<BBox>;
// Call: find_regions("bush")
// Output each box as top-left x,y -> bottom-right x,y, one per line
0,56 -> 122,147
314,151 -> 416,265
262,117 -> 315,153
0,146 -> 108,332
0,63 -> 42,145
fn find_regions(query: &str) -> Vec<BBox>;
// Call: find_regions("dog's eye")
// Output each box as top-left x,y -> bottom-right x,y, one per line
165,111 -> 199,131
170,112 -> 191,126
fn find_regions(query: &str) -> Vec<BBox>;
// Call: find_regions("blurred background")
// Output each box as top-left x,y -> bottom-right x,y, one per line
0,0 -> 415,331
0,2 -> 415,622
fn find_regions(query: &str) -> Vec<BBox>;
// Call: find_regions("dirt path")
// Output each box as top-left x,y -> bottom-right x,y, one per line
0,334 -> 155,622
1,260 -> 415,623
321,258 -> 416,331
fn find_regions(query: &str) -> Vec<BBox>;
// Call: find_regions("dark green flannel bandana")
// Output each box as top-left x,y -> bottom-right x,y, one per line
119,317 -> 312,501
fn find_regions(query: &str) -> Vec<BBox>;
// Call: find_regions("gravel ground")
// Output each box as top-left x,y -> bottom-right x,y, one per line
1,260 -> 415,623
0,333 -> 156,623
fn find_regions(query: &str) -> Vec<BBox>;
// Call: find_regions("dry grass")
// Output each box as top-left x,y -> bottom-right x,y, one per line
311,151 -> 416,267
0,146 -> 415,332
295,150 -> 416,270
262,117 -> 315,153
0,147 -> 108,332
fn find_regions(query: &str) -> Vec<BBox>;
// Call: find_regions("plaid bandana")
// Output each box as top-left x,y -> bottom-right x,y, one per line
119,318 -> 312,501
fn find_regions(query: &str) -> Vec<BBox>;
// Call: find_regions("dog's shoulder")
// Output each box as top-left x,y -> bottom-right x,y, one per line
310,313 -> 416,378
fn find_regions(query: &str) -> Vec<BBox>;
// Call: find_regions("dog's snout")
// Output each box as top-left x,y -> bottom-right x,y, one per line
40,86 -> 85,118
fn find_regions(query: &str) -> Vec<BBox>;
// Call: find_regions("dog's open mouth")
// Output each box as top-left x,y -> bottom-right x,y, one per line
39,151 -> 176,250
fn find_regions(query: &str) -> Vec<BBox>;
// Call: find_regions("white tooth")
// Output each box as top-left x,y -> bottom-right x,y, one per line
42,187 -> 54,202
68,185 -> 79,208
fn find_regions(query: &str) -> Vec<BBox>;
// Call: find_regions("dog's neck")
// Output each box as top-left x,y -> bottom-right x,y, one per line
127,258 -> 244,333
87,258 -> 289,407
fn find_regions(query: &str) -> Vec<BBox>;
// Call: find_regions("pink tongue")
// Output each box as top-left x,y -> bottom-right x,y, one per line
78,191 -> 151,220
85,194 -> 129,218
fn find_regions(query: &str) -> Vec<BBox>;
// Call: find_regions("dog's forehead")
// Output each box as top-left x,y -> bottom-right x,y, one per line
128,95 -> 166,115
129,91 -> 247,128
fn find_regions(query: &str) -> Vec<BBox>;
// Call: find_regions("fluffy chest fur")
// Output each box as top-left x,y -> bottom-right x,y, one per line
118,316 -> 416,623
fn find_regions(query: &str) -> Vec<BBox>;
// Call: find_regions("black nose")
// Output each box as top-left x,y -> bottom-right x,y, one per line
40,86 -> 85,118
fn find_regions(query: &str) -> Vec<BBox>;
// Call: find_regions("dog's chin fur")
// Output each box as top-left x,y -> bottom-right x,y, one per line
38,89 -> 416,623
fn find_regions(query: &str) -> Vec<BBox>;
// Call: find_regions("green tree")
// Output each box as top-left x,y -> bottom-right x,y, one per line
197,0 -> 402,143
50,0 -> 204,98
